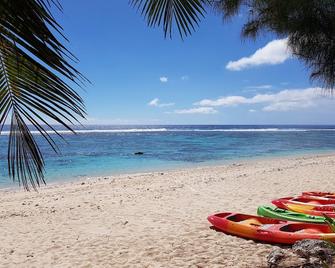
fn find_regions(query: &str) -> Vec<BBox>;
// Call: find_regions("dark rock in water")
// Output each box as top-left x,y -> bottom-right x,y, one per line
134,152 -> 144,155
267,239 -> 335,268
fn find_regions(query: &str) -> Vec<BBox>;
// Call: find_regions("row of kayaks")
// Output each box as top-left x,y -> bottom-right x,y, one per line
207,191 -> 335,244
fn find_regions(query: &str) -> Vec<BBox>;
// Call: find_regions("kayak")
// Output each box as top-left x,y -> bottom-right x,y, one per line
207,212 -> 335,244
298,195 -> 335,201
278,196 -> 335,205
303,192 -> 335,199
272,197 -> 335,210
257,205 -> 326,223
272,199 -> 335,217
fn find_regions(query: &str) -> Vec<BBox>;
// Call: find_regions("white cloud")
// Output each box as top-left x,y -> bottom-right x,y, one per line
160,76 -> 168,83
248,109 -> 256,113
83,117 -> 160,125
195,96 -> 248,107
226,38 -> 291,71
174,107 -> 218,114
195,87 -> 326,112
245,85 -> 272,90
148,98 -> 159,106
262,101 -> 315,112
148,98 -> 174,108
181,75 -> 189,81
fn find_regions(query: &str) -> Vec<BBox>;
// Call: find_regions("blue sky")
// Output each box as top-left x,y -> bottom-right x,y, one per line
54,1 -> 335,125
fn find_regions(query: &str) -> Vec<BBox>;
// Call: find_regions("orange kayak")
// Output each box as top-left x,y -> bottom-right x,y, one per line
207,212 -> 335,244
281,202 -> 335,217
272,198 -> 335,216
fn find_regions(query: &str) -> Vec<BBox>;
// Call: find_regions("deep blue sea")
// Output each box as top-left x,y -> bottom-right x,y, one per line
1,125 -> 335,188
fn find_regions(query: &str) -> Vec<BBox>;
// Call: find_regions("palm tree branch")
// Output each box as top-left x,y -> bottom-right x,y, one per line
0,0 -> 87,190
131,0 -> 209,39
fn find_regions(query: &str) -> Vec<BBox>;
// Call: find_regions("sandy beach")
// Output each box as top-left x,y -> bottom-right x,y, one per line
1,153 -> 335,267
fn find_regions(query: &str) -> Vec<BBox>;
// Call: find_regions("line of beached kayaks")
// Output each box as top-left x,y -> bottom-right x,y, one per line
207,191 -> 335,244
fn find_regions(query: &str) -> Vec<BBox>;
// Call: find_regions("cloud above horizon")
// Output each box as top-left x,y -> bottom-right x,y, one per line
195,88 -> 326,112
159,76 -> 168,83
245,84 -> 273,90
148,98 -> 174,108
226,38 -> 291,71
173,107 -> 218,114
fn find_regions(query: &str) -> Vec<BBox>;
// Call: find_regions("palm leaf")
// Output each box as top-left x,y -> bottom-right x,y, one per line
131,0 -> 209,39
0,0 -> 86,190
323,213 -> 335,233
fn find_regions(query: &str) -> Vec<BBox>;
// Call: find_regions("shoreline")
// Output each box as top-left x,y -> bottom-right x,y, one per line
1,152 -> 335,267
1,150 -> 335,192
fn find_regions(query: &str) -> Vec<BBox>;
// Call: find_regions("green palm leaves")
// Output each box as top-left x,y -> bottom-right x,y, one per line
323,214 -> 335,233
0,0 -> 86,190
134,0 -> 335,88
131,0 -> 209,39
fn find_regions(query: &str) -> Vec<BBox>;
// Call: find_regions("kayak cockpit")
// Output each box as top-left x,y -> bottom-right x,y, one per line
280,223 -> 331,234
226,213 -> 283,225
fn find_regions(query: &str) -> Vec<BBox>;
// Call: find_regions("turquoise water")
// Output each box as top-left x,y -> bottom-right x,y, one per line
1,125 -> 335,188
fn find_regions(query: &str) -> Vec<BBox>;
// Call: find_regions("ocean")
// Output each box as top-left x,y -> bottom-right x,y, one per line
1,125 -> 335,188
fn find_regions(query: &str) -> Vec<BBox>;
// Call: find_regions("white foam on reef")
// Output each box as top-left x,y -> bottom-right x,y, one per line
181,128 -> 335,132
1,127 -> 335,135
0,128 -> 169,135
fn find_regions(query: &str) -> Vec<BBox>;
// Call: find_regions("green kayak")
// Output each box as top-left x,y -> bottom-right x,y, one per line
257,205 -> 326,223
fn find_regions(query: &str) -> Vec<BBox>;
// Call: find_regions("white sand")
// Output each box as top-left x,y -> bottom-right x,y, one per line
1,153 -> 335,267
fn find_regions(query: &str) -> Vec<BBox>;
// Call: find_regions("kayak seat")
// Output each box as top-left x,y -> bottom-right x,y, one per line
240,218 -> 262,227
308,201 -> 322,205
296,228 -> 322,234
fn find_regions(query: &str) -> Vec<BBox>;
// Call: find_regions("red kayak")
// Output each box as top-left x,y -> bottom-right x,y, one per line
207,212 -> 335,244
303,192 -> 335,199
274,196 -> 335,206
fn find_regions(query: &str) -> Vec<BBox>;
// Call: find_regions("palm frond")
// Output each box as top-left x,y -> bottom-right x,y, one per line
0,0 -> 86,190
131,0 -> 209,39
323,213 -> 335,233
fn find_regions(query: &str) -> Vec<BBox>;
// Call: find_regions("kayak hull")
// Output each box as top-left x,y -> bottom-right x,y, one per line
257,206 -> 326,223
208,212 -> 335,244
